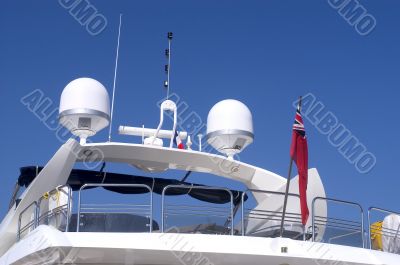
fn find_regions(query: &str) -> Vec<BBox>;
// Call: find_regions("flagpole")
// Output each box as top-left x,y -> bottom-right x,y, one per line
280,96 -> 302,238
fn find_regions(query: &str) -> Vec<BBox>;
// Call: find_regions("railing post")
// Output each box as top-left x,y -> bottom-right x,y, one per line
312,197 -> 317,242
149,190 -> 153,233
230,190 -> 234,236
241,191 -> 245,236
367,208 -> 372,249
77,184 -> 85,232
361,208 -> 365,248
65,185 -> 72,232
161,186 -> 166,233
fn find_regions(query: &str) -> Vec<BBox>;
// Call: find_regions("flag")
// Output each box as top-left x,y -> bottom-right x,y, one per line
290,102 -> 309,225
174,130 -> 184,149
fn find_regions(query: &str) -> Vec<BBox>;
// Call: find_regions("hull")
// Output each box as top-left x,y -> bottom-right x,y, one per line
1,226 -> 399,265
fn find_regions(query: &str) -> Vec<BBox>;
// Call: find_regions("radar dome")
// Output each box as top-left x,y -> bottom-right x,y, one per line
59,78 -> 110,144
206,99 -> 254,158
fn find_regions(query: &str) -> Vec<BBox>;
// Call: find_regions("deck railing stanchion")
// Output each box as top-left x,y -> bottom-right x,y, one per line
241,191 -> 245,236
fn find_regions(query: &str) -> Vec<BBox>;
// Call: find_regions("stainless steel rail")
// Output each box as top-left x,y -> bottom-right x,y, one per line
368,206 -> 400,250
161,184 -> 234,235
16,180 -> 400,254
37,185 -> 72,232
312,197 -> 365,248
17,201 -> 38,241
241,189 -> 302,237
77,183 -> 153,232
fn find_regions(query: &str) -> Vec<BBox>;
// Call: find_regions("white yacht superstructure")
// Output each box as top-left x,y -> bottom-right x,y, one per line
0,75 -> 399,264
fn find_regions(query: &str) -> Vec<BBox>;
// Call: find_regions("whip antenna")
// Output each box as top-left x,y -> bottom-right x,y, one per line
164,32 -> 173,99
108,14 -> 123,142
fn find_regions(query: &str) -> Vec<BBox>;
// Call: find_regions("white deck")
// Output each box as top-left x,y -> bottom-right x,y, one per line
1,225 -> 398,265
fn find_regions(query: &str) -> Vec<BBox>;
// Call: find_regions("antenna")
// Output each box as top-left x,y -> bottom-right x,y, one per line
108,14 -> 123,142
164,32 -> 173,99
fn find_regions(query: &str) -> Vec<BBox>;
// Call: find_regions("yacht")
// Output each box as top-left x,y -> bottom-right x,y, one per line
0,72 -> 399,264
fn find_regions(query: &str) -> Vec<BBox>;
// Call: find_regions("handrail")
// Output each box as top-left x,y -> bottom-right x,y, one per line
312,196 -> 365,248
17,201 -> 38,241
77,183 -> 153,232
328,230 -> 362,244
15,181 -> 400,253
161,184 -> 234,235
241,189 -> 302,237
37,184 -> 72,232
368,206 -> 400,250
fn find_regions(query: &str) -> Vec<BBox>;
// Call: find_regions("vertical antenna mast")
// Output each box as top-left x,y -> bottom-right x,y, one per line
108,14 -> 123,142
164,32 -> 173,99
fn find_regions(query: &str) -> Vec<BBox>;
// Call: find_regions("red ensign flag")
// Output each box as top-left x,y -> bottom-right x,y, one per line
290,103 -> 309,225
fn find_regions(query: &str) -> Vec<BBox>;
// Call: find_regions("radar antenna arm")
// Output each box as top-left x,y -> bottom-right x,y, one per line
153,100 -> 177,148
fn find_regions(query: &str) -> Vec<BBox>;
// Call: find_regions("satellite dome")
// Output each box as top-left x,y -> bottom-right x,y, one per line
206,99 -> 254,158
59,77 -> 110,144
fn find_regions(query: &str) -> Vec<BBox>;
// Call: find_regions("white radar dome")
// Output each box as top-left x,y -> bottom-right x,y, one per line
206,99 -> 254,158
59,77 -> 110,144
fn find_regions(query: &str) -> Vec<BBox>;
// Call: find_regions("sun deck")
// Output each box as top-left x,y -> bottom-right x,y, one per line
15,166 -> 400,256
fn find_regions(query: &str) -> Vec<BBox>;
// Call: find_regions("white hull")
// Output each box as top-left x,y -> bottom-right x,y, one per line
1,226 -> 399,265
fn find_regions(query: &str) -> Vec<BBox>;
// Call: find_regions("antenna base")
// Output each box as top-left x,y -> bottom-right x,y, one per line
144,136 -> 163,147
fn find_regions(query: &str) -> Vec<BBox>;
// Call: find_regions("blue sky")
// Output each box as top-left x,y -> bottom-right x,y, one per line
0,0 -> 399,222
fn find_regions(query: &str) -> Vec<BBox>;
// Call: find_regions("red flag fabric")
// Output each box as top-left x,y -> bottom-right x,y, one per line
290,104 -> 309,225
174,130 -> 185,149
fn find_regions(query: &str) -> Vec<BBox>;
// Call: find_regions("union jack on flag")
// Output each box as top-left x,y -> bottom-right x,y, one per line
293,105 -> 306,138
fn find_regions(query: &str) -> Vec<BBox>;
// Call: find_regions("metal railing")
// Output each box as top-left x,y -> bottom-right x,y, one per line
241,189 -> 304,239
77,183 -> 153,232
16,181 -> 400,254
17,185 -> 73,240
312,197 -> 365,248
17,201 -> 38,241
37,185 -> 72,232
161,185 -> 234,235
368,207 -> 400,250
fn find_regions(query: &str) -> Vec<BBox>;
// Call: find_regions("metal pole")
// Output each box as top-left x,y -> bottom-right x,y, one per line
241,192 -> 245,236
166,33 -> 172,99
279,158 -> 294,237
65,186 -> 72,232
361,208 -> 365,248
108,14 -> 123,142
161,187 -> 166,233
149,191 -> 153,233
367,208 -> 372,249
77,185 -> 84,232
280,96 -> 302,237
312,198 -> 316,241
